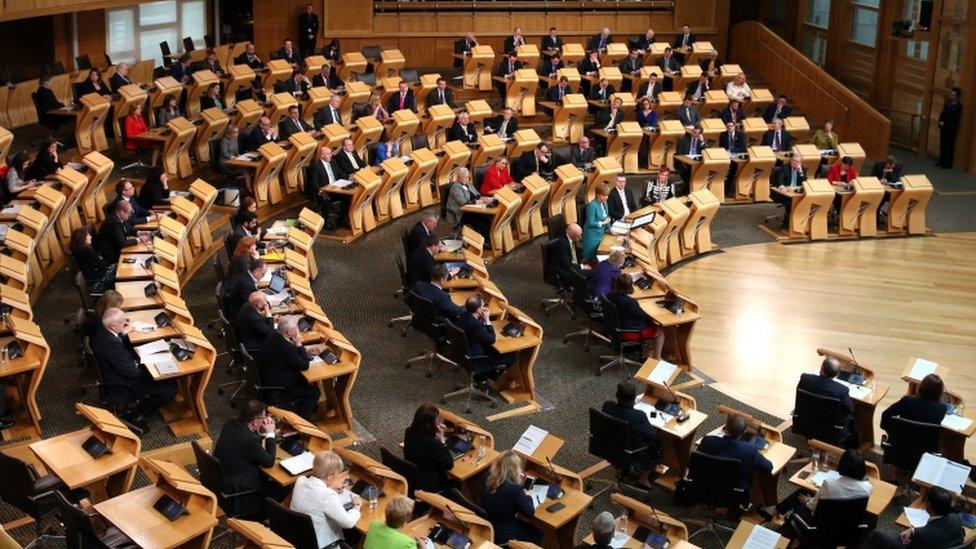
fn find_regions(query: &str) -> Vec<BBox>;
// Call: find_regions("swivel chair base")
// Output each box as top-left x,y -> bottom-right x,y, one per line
564,328 -> 610,352
442,381 -> 498,414
405,351 -> 457,378
597,353 -> 642,377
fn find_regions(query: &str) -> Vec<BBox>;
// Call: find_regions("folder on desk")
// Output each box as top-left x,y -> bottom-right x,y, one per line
907,358 -> 938,381
913,453 -> 970,494
280,452 -> 314,475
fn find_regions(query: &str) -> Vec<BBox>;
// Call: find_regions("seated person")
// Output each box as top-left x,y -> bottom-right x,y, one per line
4,151 -> 38,199
448,168 -> 493,242
589,77 -> 616,102
618,50 -> 643,92
279,69 -> 310,97
718,99 -> 743,126
223,258 -> 266,323
108,62 -> 133,92
642,166 -> 678,206
290,451 -> 363,548
453,32 -> 478,68
762,94 -> 793,123
219,126 -> 243,178
322,39 -> 342,63
24,138 -> 63,181
481,156 -> 516,196
697,414 -> 773,503
484,107 -> 519,140
601,381 -> 661,488
427,78 -> 455,109
407,234 -> 441,288
797,356 -> 859,448
771,155 -> 808,229
92,308 -> 178,430
546,223 -> 584,288
257,317 -> 322,420
403,403 -> 454,493
514,143 -> 553,181
212,400 -> 278,520
34,76 -> 66,130
588,250 -> 625,298
457,294 -> 516,384
94,201 -> 150,264
676,96 -> 701,128
811,118 -> 840,152
374,138 -> 399,165
493,52 -> 524,98
588,28 -> 613,52
766,449 -> 872,524
725,73 -> 752,101
69,227 -> 116,294
700,49 -> 723,77
571,136 -> 596,169
865,486 -> 963,548
278,105 -> 316,140
157,96 -> 182,128
108,179 -> 157,226
226,210 -> 262,254
78,68 -> 113,97
637,73 -> 662,102
657,48 -> 681,87
387,80 -> 416,113
827,155 -> 857,212
675,126 -> 707,184
305,145 -> 342,213
481,451 -> 542,545
413,264 -> 465,323
245,116 -> 279,152
606,274 -> 665,360
636,97 -> 658,129
608,174 -> 637,222
364,95 -> 390,124
595,97 -> 624,133
364,496 -> 421,549
311,63 -> 342,91
407,213 -> 439,259
546,76 -> 573,103
761,118 -> 793,153
234,42 -> 265,69
447,111 -> 478,144
169,54 -> 193,84
539,54 -> 564,81
200,82 -> 225,111
881,373 -> 947,431
334,138 -> 366,178
685,73 -> 712,101
235,291 -> 274,354
871,155 -> 903,183
577,50 -> 602,97
227,235 -> 259,277
137,167 -> 170,210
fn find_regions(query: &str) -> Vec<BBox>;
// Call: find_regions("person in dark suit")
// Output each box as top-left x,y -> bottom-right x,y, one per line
406,213 -> 438,259
657,48 -> 682,86
546,223 -> 583,287
493,52 -> 524,98
589,77 -> 615,102
618,50 -> 643,92
311,64 -> 342,91
676,127 -> 706,185
503,26 -> 526,54
387,81 -> 416,113
865,486 -> 964,548
696,414 -> 773,501
77,68 -> 113,98
69,227 -> 116,294
634,29 -> 656,52
278,105 -> 315,140
720,121 -> 747,197
234,42 -> 266,70
235,291 -> 275,354
200,83 -> 225,112
762,94 -> 793,123
95,201 -> 149,264
717,99 -> 743,126
538,54 -> 564,80
870,155 -> 903,183
447,111 -> 478,144
169,54 -> 193,84
245,116 -> 279,152
313,95 -> 344,128
938,87 -> 962,168
413,265 -> 464,323
699,49 -> 723,77
672,24 -> 697,63
276,39 -> 301,67
608,175 -> 637,222
797,356 -> 858,447
676,97 -> 701,127
203,49 -> 224,76
771,155 -> 808,228
455,295 -> 515,383
407,234 -> 440,288
34,76 -> 66,130
108,62 -> 133,92
685,73 -> 712,101
570,136 -> 596,169
481,450 -> 541,545
588,250 -> 624,298
577,49 -> 602,97
881,373 -> 948,432
601,381 -> 661,487
226,211 -> 261,255
546,76 -> 573,103
606,274 -> 665,359
453,32 -> 478,68
514,143 -> 553,181
333,138 -> 366,178
595,98 -> 624,133
761,118 -> 792,153
304,145 -> 341,213
280,70 -> 311,97
403,403 -> 454,493
108,179 -> 157,226
224,259 -> 266,320
588,28 -> 613,52
637,73 -> 663,102
257,317 -> 322,420
427,78 -> 455,109
484,107 -> 519,139
575,513 -> 616,549
541,27 -> 563,58
321,39 -> 341,63
298,4 -> 319,58
212,400 -> 278,519
92,308 -> 178,430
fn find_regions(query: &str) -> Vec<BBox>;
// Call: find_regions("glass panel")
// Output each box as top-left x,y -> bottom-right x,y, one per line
181,0 -> 207,49
906,40 -> 930,61
806,0 -> 831,28
851,8 -> 878,47
106,8 -> 135,62
858,0 -> 880,7
943,0 -> 968,20
139,0 -> 177,26
802,30 -> 827,66
139,27 -> 179,66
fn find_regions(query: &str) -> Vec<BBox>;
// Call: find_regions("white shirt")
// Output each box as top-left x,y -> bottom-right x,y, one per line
725,81 -> 752,101
345,151 -> 360,170
809,475 -> 873,512
616,188 -> 630,216
290,476 -> 361,548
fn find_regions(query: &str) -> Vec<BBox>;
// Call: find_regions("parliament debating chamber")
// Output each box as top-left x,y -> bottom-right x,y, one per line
0,0 -> 973,547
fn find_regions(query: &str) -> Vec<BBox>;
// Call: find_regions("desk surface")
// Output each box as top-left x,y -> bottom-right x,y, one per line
94,485 -> 217,549
788,464 -> 896,516
726,519 -> 789,548
29,428 -> 138,489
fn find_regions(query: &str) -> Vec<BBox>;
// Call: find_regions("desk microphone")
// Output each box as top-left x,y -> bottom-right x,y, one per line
545,456 -> 564,498
646,501 -> 667,535
662,379 -> 689,423
443,503 -> 469,538
848,347 -> 862,377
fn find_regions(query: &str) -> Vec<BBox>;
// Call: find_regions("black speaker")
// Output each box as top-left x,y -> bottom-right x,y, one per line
919,0 -> 934,30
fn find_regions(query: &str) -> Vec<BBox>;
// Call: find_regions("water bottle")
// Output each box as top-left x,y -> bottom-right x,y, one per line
811,450 -> 820,472
618,512 -> 628,535
956,402 -> 966,418
367,486 -> 378,510
477,435 -> 487,463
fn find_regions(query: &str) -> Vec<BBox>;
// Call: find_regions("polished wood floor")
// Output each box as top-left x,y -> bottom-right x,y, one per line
667,233 -> 976,458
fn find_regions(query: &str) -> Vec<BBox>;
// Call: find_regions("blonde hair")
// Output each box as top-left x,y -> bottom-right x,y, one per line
608,250 -> 626,266
595,183 -> 611,198
486,450 -> 523,493
311,451 -> 344,480
385,496 -> 415,528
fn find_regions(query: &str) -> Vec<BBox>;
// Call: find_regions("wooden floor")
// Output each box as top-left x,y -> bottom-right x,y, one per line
667,232 -> 976,459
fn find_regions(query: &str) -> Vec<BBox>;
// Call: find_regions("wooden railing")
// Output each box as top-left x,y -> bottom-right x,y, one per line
373,0 -> 675,12
728,21 -> 890,159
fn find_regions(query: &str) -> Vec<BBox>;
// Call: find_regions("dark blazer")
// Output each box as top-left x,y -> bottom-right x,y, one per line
546,236 -> 580,286
311,71 -> 342,90
74,246 -> 111,283
407,246 -> 436,288
538,59 -> 564,77
608,187 -> 637,222
447,121 -> 478,144
607,292 -> 651,332
257,332 -> 311,391
541,35 -> 563,54
546,84 -> 572,103
169,63 -> 191,83
406,221 -> 430,259
657,56 -> 681,73
453,38 -> 477,68
387,90 -> 416,113
305,159 -> 341,202
245,125 -> 275,152
602,400 -> 661,467
634,35 -> 655,52
595,108 -> 623,130
280,77 -> 309,96
514,152 -> 552,181
503,36 -> 526,55
571,147 -> 595,169
637,81 -> 662,100
227,254 -> 252,279
24,152 -> 62,181
880,396 -> 947,431
413,282 -> 464,322
78,79 -> 111,97
493,60 -> 524,78
577,58 -> 601,75
719,130 -> 747,154
278,116 -> 312,140
224,271 -> 258,320
673,32 -> 698,50
870,161 -> 903,183
137,181 -> 169,210
685,80 -> 711,99
677,134 -> 707,156
797,372 -> 855,441
313,104 -> 343,128
588,260 -> 620,298
699,57 -> 724,73
589,85 -> 616,101
762,104 -> 793,124
427,87 -> 455,109
587,34 -> 613,51
481,481 -> 536,545
94,215 -> 136,264
676,105 -> 701,127
774,165 -> 808,188
115,196 -> 151,225
225,225 -> 253,258
204,60 -> 224,75
909,514 -> 964,548
108,72 -> 132,92
618,56 -> 643,75
761,129 -> 793,151
403,428 -> 454,493
455,312 -> 498,359
696,434 -> 773,494
298,12 -> 320,40
234,52 -> 265,70
235,304 -> 274,353
939,100 -> 963,133
718,106 -> 742,126
276,47 -> 301,66
91,327 -> 151,407
212,418 -> 277,517
333,150 -> 366,179
484,115 -> 518,137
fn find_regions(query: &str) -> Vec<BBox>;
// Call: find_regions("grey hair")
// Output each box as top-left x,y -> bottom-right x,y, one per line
277,315 -> 298,336
592,511 -> 615,544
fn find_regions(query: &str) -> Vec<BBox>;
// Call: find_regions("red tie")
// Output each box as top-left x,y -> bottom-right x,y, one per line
399,93 -> 405,109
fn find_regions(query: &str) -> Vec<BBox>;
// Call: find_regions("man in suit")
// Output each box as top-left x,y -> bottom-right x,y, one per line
234,42 -> 266,70
578,50 -> 602,97
93,308 -> 178,431
258,317 -> 322,420
334,138 -> 365,178
761,118 -> 792,153
493,52 -> 523,98
797,356 -> 858,448
676,96 -> 701,127
455,295 -> 514,387
588,28 -> 613,52
676,126 -> 707,183
637,73 -> 662,102
278,105 -> 316,140
720,121 -> 748,197
762,94 -> 792,124
589,77 -> 615,102
484,107 -> 518,140
541,27 -> 563,59
571,136 -> 596,169
203,49 -> 224,75
538,54 -> 564,80
608,175 -> 637,222
546,223 -> 583,287
696,414 -> 773,502
34,76 -> 66,130
503,26 -> 526,54
235,291 -> 275,354
685,73 -> 711,101
227,211 -> 261,255
407,213 -> 439,258
280,70 -> 310,97
770,155 -> 807,228
276,39 -> 301,67
618,50 -> 643,92
453,32 -> 478,68
870,155 -> 903,183
311,64 -> 341,91
313,95 -> 344,128
95,201 -> 149,264
546,76 -> 573,103
657,48 -> 681,90
699,49 -> 723,77
880,373 -> 948,432
595,97 -> 624,137
428,78 -> 455,109
407,234 -> 441,288
107,179 -> 157,226
245,116 -> 279,152
413,265 -> 465,323
601,381 -> 661,487
447,111 -> 477,144
224,258 -> 266,320
514,143 -> 553,181
304,145 -> 341,212
672,24 -> 697,62
387,80 -> 416,113
938,87 -> 962,168
109,62 -> 132,92
865,486 -> 963,548
635,28 -> 656,52
718,99 -> 743,126
297,4 -> 319,58
169,54 -> 193,84
212,400 -> 279,519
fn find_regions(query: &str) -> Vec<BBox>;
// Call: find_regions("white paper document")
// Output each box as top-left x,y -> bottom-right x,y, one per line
941,414 -> 973,431
903,507 -> 930,528
635,401 -> 672,428
913,453 -> 971,494
836,378 -> 871,400
528,484 -> 548,508
130,321 -> 157,333
266,225 -> 288,236
908,358 -> 938,380
330,178 -> 354,189
742,524 -> 782,549
1,205 -> 21,214
149,359 -> 180,376
309,355 -> 324,365
280,451 -> 314,475
609,531 -> 630,548
809,470 -> 841,488
648,360 -> 677,385
267,290 -> 292,307
513,425 -> 548,456
441,239 -> 463,253
134,339 -> 169,362
610,221 -> 632,235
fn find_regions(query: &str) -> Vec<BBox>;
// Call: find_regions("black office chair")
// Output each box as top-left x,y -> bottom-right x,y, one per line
204,34 -> 216,49
587,407 -> 650,497
56,490 -> 136,549
551,145 -> 572,166
400,68 -> 420,84
881,415 -> 942,472
400,228 -> 412,260
379,446 -> 419,498
563,270 -> 611,351
440,319 -> 498,413
790,388 -> 846,449
44,61 -> 66,76
539,239 -> 573,316
159,41 -> 174,67
678,450 -> 746,546
403,291 -> 457,377
361,45 -> 382,61
356,72 -> 376,87
411,134 -> 430,152
266,498 -> 321,549
791,496 -> 870,548
103,54 -> 113,66
472,165 -> 488,191
240,346 -> 287,404
82,337 -> 144,434
183,36 -> 196,52
445,487 -> 487,518
949,537 -> 976,549
388,254 -> 412,334
215,310 -> 247,405
0,452 -> 85,547
192,440 -> 258,523
212,253 -> 227,283
597,294 -> 645,377
547,213 -> 566,238
439,184 -> 452,225
73,271 -> 100,306
75,55 -> 92,71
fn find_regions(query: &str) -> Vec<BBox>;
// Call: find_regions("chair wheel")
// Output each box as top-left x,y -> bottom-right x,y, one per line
426,372 -> 433,378
440,398 -> 447,405
217,389 -> 224,396
584,346 -> 590,352
404,364 -> 411,369
387,322 -> 393,328
595,371 -> 602,376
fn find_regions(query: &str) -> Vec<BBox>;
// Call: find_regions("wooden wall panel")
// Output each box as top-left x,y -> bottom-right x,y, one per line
674,0 -> 717,29
518,14 -> 548,34
374,14 -> 398,35
324,0 -> 372,32
840,43 -> 875,100
434,14 -> 471,34
472,14 -> 510,34
547,13 -> 583,32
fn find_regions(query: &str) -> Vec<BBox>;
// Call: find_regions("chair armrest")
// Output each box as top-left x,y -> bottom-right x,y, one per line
256,384 -> 286,392
466,354 -> 490,361
222,488 -> 259,500
622,444 -> 648,455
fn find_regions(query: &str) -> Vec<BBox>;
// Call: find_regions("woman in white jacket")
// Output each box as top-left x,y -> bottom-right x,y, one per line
290,451 -> 363,548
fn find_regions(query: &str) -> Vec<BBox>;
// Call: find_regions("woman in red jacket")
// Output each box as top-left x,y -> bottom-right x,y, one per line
826,155 -> 857,214
480,156 -> 516,196
123,102 -> 159,167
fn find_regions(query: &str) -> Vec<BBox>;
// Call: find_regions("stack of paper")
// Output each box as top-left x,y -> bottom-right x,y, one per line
130,321 -> 157,333
809,470 -> 841,488
610,220 -> 632,235
150,359 -> 180,376
266,226 -> 288,236
609,531 -> 630,548
135,340 -> 170,362
743,524 -> 782,549
942,414 -> 973,431
280,452 -> 314,475
907,358 -> 938,381
635,401 -> 672,428
1,205 -> 21,215
513,425 -> 548,456
441,239 -> 463,253
835,378 -> 871,400
267,290 -> 292,307
912,453 -> 971,494
528,484 -> 549,509
647,360 -> 677,386
903,507 -> 930,528
331,179 -> 354,189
